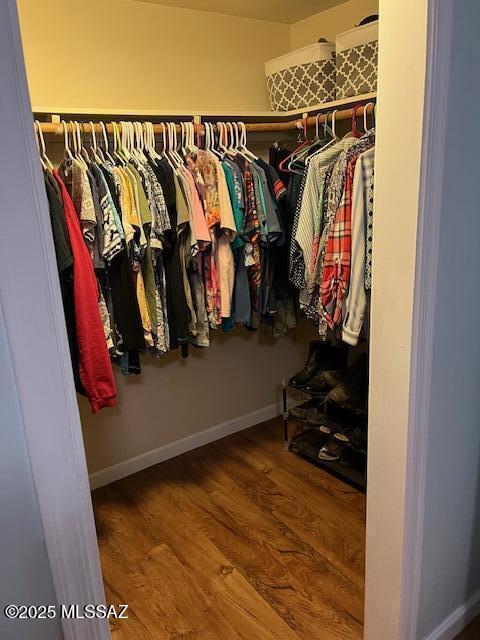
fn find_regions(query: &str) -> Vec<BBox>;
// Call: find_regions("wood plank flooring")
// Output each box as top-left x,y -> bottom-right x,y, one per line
455,616 -> 480,639
92,417 -> 366,640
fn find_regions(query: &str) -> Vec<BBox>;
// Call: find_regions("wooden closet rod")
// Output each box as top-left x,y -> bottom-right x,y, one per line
36,103 -> 375,135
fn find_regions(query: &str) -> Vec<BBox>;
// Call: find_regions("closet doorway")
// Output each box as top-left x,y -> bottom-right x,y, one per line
2,1 -> 475,640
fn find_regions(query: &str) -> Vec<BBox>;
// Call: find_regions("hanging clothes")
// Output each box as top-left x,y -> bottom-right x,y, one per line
39,119 -> 297,409
288,126 -> 376,345
53,169 -> 117,413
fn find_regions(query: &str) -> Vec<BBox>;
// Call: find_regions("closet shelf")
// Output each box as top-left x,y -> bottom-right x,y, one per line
33,92 -> 377,134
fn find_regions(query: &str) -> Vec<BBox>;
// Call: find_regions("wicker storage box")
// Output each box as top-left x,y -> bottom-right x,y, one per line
265,42 -> 336,111
335,20 -> 378,99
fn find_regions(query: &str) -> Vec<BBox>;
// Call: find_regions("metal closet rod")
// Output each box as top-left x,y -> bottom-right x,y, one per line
36,103 -> 375,135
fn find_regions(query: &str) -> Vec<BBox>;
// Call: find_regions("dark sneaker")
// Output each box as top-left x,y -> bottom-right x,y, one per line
290,399 -> 319,421
288,340 -> 332,389
327,354 -> 369,415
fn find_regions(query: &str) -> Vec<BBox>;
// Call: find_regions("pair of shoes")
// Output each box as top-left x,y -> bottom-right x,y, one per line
305,367 -> 346,395
326,353 -> 369,415
288,341 -> 331,389
289,341 -> 348,391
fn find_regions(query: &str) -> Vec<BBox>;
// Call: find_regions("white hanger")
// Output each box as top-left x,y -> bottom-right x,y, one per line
160,123 -> 176,171
61,120 -> 74,161
238,121 -> 257,161
77,122 -> 91,166
99,121 -> 115,164
35,120 -> 54,171
34,123 -> 47,171
88,121 -> 103,163
170,122 -> 183,166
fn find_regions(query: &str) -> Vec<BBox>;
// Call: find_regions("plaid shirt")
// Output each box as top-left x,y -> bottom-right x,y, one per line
321,156 -> 358,329
316,132 -> 376,337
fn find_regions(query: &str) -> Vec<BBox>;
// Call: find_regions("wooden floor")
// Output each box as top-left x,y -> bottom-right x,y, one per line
455,616 -> 480,639
92,418 -> 366,640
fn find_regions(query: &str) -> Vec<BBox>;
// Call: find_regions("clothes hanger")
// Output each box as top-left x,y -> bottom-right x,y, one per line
207,123 -> 222,159
223,122 -> 237,158
279,116 -> 310,173
170,122 -> 183,167
305,110 -> 339,166
185,122 -> 198,154
70,121 -> 87,169
160,122 -> 176,171
111,121 -> 126,164
350,105 -> 362,139
35,120 -> 54,172
34,122 -> 48,171
363,102 -> 375,131
99,121 -> 115,164
238,121 -> 258,161
89,121 -> 104,163
78,123 -> 92,166
216,122 -> 228,157
288,111 -> 332,172
61,120 -> 74,162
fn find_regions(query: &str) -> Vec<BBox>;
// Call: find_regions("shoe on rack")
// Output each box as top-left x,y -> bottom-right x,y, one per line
305,368 -> 346,395
304,345 -> 349,394
306,405 -> 329,427
290,399 -> 319,421
318,437 -> 344,462
333,427 -> 367,452
288,340 -> 332,389
327,354 -> 369,416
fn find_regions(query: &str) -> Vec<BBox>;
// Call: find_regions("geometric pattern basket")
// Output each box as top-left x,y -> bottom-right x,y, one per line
266,58 -> 336,111
336,40 -> 378,99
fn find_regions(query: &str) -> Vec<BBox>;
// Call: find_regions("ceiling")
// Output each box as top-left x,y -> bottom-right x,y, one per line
133,0 -> 349,24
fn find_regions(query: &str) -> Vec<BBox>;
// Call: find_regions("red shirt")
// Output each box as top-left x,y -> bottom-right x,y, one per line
53,170 -> 116,413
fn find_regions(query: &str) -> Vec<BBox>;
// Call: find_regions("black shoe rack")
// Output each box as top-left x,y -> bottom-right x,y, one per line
282,380 -> 367,492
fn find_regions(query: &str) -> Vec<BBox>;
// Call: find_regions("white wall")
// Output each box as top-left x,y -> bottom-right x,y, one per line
0,307 -> 61,640
364,0 -> 428,637
417,1 -> 480,636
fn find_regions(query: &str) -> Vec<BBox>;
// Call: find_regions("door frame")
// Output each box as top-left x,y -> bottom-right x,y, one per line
0,0 -> 454,638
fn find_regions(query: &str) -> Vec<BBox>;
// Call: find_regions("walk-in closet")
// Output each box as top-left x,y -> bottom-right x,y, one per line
6,0 -> 480,639
19,1 -> 377,637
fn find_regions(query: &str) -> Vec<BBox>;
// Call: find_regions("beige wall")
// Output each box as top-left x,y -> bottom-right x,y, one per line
81,322 -> 316,474
17,0 -> 290,112
290,0 -> 379,49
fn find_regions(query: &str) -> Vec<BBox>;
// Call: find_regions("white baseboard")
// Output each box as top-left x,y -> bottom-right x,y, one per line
425,590 -> 480,640
89,403 -> 283,490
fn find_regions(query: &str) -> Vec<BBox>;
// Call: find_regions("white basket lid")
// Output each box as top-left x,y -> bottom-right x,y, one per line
265,42 -> 335,77
336,20 -> 378,53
